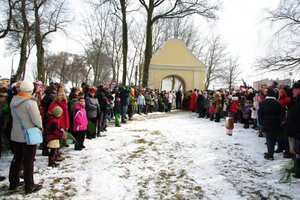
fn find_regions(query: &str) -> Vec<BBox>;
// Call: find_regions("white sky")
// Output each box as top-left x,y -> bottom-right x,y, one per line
0,0 -> 290,87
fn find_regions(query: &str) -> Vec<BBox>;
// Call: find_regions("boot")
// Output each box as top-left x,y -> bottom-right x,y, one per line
48,156 -> 60,167
274,147 -> 283,153
55,153 -> 65,162
86,132 -> 92,139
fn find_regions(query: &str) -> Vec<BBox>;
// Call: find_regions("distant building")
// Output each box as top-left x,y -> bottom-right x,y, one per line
253,78 -> 291,90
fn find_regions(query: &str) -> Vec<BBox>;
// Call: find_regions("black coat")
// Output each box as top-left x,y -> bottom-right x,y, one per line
258,97 -> 283,132
196,94 -> 205,110
96,91 -> 108,113
286,95 -> 300,138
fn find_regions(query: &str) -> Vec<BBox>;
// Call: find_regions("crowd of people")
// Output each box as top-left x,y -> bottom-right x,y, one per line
0,79 -> 300,194
189,80 -> 300,175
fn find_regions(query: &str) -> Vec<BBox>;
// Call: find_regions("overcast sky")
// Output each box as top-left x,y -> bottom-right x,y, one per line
0,0 -> 288,87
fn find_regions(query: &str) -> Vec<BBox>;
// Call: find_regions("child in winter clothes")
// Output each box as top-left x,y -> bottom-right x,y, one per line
114,97 -> 121,127
242,101 -> 251,128
230,96 -> 239,123
73,97 -> 88,150
46,106 -> 66,167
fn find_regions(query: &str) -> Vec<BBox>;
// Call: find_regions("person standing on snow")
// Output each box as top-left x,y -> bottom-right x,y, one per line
285,82 -> 300,177
189,89 -> 198,112
258,87 -> 282,160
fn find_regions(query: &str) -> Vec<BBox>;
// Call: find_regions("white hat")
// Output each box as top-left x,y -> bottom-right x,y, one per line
20,80 -> 34,92
232,96 -> 239,101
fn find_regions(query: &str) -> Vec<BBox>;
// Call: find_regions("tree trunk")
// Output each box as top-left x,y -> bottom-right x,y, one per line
12,0 -> 29,82
120,0 -> 128,86
34,0 -> 45,83
142,4 -> 154,88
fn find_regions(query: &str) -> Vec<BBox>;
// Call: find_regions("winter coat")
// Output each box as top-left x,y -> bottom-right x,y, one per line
42,89 -> 56,121
144,94 -> 151,105
230,100 -> 239,113
278,88 -> 291,108
96,91 -> 108,113
258,97 -> 283,132
85,95 -> 99,119
137,95 -> 145,105
46,114 -> 63,142
3,101 -> 10,124
212,93 -> 222,113
10,92 -> 43,143
176,91 -> 182,100
119,91 -> 129,106
196,94 -> 205,110
251,102 -> 258,119
69,92 -> 77,101
48,101 -> 69,130
286,94 -> 300,138
73,103 -> 88,131
243,105 -> 251,119
114,100 -> 121,114
189,92 -> 198,111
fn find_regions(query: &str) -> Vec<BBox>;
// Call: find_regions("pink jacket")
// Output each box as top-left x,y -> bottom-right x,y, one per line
73,103 -> 88,131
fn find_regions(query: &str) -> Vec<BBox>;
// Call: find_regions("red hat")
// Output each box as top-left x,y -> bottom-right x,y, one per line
89,87 -> 96,93
116,97 -> 120,101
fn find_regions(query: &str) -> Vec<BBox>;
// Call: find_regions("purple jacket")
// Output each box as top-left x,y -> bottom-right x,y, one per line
73,103 -> 88,131
243,105 -> 251,119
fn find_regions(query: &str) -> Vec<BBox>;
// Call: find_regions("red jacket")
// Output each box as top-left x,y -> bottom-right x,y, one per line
189,92 -> 198,111
278,88 -> 290,108
230,100 -> 239,113
46,114 -> 63,142
48,101 -> 69,130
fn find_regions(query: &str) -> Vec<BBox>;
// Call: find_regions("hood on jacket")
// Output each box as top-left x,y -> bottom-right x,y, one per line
266,87 -> 278,99
10,95 -> 35,107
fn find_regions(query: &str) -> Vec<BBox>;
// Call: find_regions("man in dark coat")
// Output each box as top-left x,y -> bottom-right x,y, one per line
175,90 -> 182,109
41,84 -> 57,156
96,87 -> 108,133
285,81 -> 300,177
196,92 -> 205,118
258,87 -> 283,160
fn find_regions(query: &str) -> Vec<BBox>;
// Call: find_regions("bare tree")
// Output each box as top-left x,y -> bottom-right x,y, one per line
0,0 -> 20,39
10,0 -> 32,82
80,2 -> 112,86
256,0 -> 300,73
139,0 -> 220,87
203,34 -> 227,90
33,0 -> 72,83
104,14 -> 123,87
221,56 -> 241,89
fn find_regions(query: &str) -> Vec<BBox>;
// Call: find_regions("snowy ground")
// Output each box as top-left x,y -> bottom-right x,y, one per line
0,110 -> 300,200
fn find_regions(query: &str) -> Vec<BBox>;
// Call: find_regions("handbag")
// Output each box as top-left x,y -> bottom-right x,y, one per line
12,106 -> 43,145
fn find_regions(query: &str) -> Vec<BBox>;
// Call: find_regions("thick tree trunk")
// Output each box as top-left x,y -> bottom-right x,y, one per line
142,5 -> 154,88
120,0 -> 128,86
12,0 -> 29,82
34,0 -> 45,83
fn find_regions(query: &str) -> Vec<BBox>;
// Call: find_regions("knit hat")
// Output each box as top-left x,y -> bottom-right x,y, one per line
20,80 -> 34,92
52,106 -> 63,117
266,87 -> 278,98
